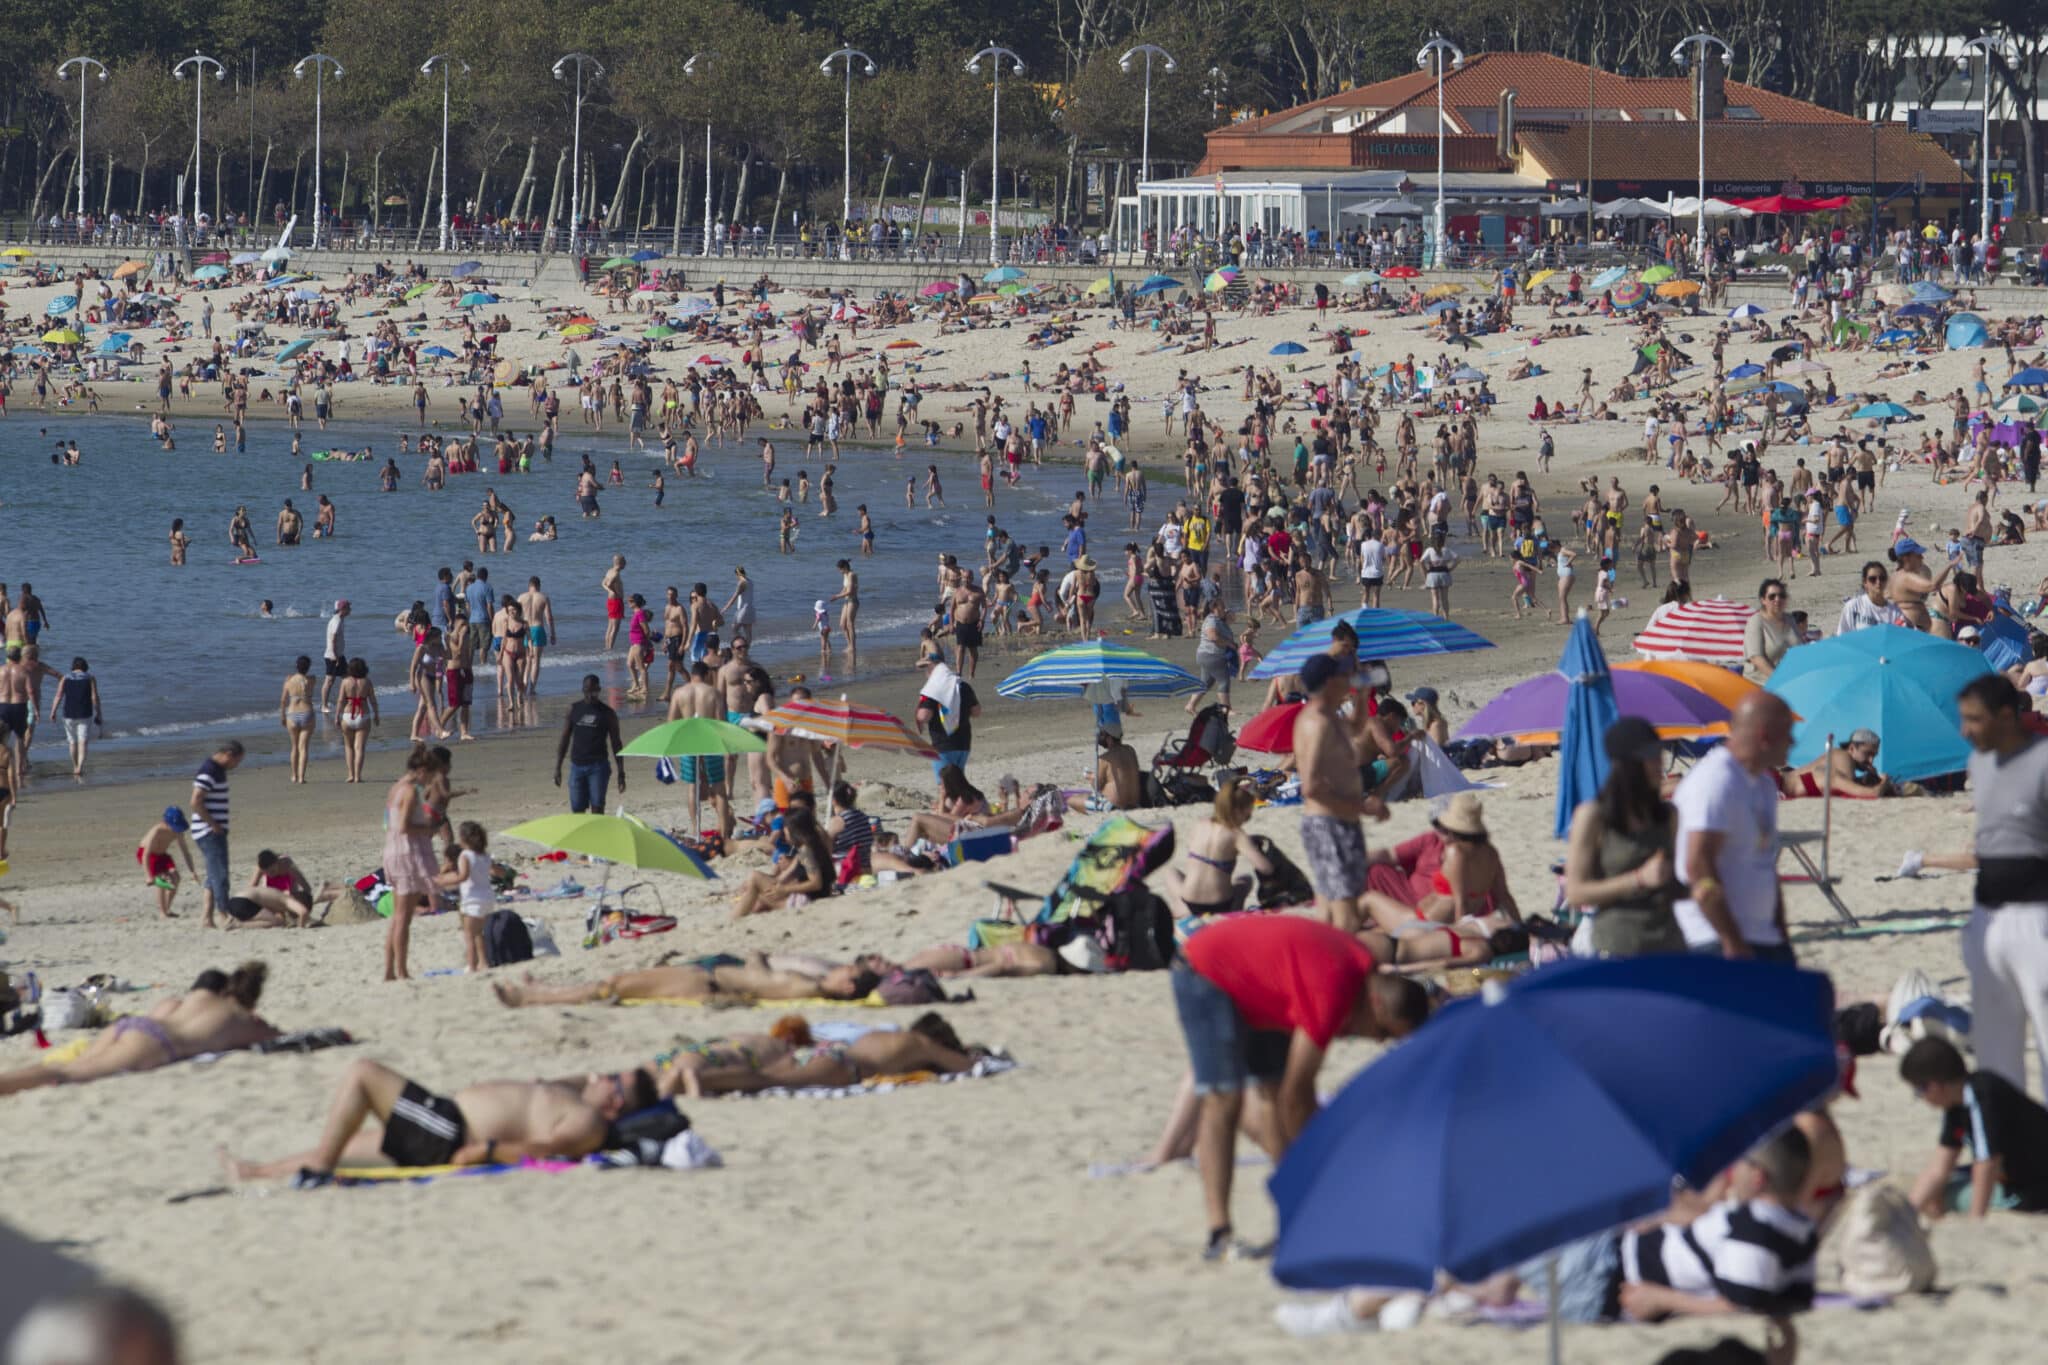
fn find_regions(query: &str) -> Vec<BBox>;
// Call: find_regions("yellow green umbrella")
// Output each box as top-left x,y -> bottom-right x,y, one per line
40,328 -> 83,345
620,717 -> 764,758
1640,265 -> 1676,284
561,323 -> 596,337
499,812 -> 714,891
0,248 -> 32,259
601,255 -> 636,270
1086,277 -> 1115,296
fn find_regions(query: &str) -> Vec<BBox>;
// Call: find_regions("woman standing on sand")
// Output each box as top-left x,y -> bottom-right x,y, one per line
381,745 -> 445,981
279,655 -> 317,783
336,658 -> 378,783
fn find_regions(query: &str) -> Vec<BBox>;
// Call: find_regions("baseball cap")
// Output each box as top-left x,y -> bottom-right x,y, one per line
1300,654 -> 1343,692
1892,537 -> 1925,557
1404,686 -> 1439,705
163,806 -> 189,832
1957,625 -> 1980,642
334,599 -> 350,611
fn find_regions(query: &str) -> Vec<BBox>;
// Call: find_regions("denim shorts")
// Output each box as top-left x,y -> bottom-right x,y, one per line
1172,963 -> 1289,1094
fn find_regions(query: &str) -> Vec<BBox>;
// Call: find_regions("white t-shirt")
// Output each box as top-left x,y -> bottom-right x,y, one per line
457,848 -> 494,918
1358,538 -> 1389,581
325,612 -> 346,662
1672,746 -> 1784,948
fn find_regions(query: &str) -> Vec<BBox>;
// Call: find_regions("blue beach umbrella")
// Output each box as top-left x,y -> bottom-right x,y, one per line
1727,362 -> 1764,378
1554,614 -> 1619,838
421,345 -> 457,358
1250,608 -> 1492,681
276,338 -> 315,361
10,344 -> 46,357
1269,341 -> 1308,355
1589,265 -> 1627,291
1892,301 -> 1938,320
2005,367 -> 2048,388
231,251 -> 262,266
1423,299 -> 1457,315
1946,313 -> 1988,349
631,249 -> 661,263
1852,401 -> 1915,421
1271,955 -> 1839,1294
450,260 -> 484,277
1133,274 -> 1181,295
1910,281 -> 1952,302
45,296 -> 77,316
96,332 -> 132,354
192,265 -> 228,280
1765,623 -> 1991,779
1874,328 -> 1916,347
997,640 -> 1202,700
459,291 -> 498,307
1727,303 -> 1766,319
1979,606 -> 2033,674
982,265 -> 1026,284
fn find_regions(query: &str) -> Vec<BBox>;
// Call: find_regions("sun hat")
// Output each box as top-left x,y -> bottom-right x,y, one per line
1075,554 -> 1098,571
1433,793 -> 1487,839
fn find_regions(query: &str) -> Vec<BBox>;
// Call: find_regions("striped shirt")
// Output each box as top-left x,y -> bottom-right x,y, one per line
832,809 -> 876,873
1622,1199 -> 1816,1316
191,758 -> 231,837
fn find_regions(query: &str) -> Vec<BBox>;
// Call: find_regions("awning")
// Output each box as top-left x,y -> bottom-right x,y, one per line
1730,194 -> 1850,214
1340,198 -> 1424,217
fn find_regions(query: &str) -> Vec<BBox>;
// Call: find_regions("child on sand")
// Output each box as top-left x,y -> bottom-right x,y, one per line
440,822 -> 495,973
137,807 -> 197,919
1903,1036 -> 2048,1217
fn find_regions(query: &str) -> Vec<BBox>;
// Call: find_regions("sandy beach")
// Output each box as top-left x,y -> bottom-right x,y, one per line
5,255 -> 2048,1362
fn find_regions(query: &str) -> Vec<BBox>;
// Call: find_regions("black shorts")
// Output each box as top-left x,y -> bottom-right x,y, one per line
224,896 -> 262,922
380,1081 -> 468,1167
0,703 -> 25,738
1856,470 -> 1875,491
324,656 -> 347,678
955,622 -> 983,650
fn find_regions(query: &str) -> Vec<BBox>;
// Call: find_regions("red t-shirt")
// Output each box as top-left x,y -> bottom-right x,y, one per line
1182,915 -> 1378,1049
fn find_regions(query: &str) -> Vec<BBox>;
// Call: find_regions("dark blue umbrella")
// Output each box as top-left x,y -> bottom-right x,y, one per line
630,249 -> 661,263
450,260 -> 484,277
1271,955 -> 1838,1292
1554,613 -> 1619,838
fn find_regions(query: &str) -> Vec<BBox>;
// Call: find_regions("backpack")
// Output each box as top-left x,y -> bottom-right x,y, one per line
1098,888 -> 1176,972
1249,835 -> 1315,909
483,909 -> 534,968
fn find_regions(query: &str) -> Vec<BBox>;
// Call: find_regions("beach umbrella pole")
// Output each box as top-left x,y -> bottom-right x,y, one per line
1821,732 -> 1834,887
1546,1255 -> 1562,1365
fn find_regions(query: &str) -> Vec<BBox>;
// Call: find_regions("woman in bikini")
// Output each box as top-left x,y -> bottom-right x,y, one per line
659,1012 -> 984,1096
830,560 -> 860,658
497,600 -> 529,706
336,658 -> 378,783
0,964 -> 275,1097
1885,538 -> 1957,632
1171,775 -> 1275,916
279,654 -> 317,784
382,745 -> 447,982
1360,794 -> 1522,933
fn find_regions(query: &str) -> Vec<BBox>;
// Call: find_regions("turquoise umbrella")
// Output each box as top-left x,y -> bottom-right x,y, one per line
1764,624 -> 1991,779
1852,401 -> 1915,420
1133,274 -> 1181,295
983,265 -> 1026,284
997,640 -> 1201,700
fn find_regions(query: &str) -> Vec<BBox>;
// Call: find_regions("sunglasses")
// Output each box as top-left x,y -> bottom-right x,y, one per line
1865,573 -> 1886,583
1763,591 -> 1787,600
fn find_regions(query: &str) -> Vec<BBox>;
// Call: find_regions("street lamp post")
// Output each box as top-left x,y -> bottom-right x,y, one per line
1205,65 -> 1230,125
553,53 -> 606,256
1414,35 -> 1463,270
1671,33 -> 1732,277
419,56 -> 469,253
966,44 -> 1026,266
821,46 -> 878,260
293,54 -> 344,249
172,53 -> 226,232
55,57 -> 108,229
1960,33 -> 2007,254
682,54 -> 716,255
1119,44 -> 1176,263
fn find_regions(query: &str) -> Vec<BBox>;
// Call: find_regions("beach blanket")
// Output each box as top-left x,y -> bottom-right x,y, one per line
334,1132 -> 724,1184
1792,914 -> 1966,943
619,992 -> 890,1010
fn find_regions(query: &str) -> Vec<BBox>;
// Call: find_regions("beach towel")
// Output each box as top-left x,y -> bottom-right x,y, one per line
918,662 -> 964,734
708,1053 -> 1016,1101
331,1134 -> 725,1185
619,992 -> 890,1010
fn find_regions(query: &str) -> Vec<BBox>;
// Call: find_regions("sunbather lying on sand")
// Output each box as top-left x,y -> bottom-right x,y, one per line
661,1011 -> 985,1096
1358,914 -> 1529,968
491,951 -> 883,1008
224,1057 -> 655,1185
0,964 -> 277,1097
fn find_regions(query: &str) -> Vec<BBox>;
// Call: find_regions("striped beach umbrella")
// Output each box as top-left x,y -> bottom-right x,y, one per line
997,640 -> 1202,700
1631,598 -> 1755,665
1610,279 -> 1647,309
1249,609 -> 1493,681
757,695 -> 933,756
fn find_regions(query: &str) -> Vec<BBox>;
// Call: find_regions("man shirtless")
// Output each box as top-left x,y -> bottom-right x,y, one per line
667,662 -> 733,838
222,1057 -> 652,1185
1068,729 -> 1143,812
0,647 -> 33,792
1292,557 -> 1330,626
950,577 -> 986,678
1292,654 -> 1384,933
1665,510 -> 1695,587
718,641 -> 771,806
493,952 -> 880,1008
600,555 -> 627,651
685,582 -> 725,666
519,576 -> 554,693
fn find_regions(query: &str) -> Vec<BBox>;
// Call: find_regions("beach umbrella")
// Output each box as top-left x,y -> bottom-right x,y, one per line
95,331 -> 132,354
1250,608 -> 1493,681
1727,303 -> 1766,319
1876,283 -> 1914,305
1524,268 -> 1557,288
675,296 -> 713,314
1455,667 -> 1731,745
758,694 -> 934,813
1423,299 -> 1458,316
1639,265 -> 1676,284
643,324 -> 678,340
1765,623 -> 1992,779
112,260 -> 146,279
1655,279 -> 1700,297
1631,597 -> 1754,665
499,812 -> 713,897
1910,281 -> 1952,302
1852,401 -> 1915,421
1269,341 -> 1308,356
1339,270 -> 1376,288
983,265 -> 1026,284
450,261 -> 484,277
1946,314 -> 1989,350
965,292 -> 1001,305
1727,362 -> 1764,379
263,276 -> 302,289
1778,358 -> 1830,375
996,640 -> 1202,700
276,338 -> 315,361
1589,265 -> 1627,291
561,322 -> 597,337
1271,956 -> 1839,1297
631,249 -> 661,263
1892,301 -> 1938,320
1381,265 -> 1420,279
885,338 -> 921,349
1979,605 -> 2033,674
291,288 -> 321,301
994,283 -> 1028,297
1995,394 -> 2044,416
45,296 -> 77,316
1447,365 -> 1486,383
600,255 -> 636,269
620,716 -> 766,760
8,344 -> 44,357
1553,614 -> 1621,838
1614,660 -> 1764,712
1204,268 -> 1238,291
1133,274 -> 1181,295
39,328 -> 83,345
260,245 -> 292,264
402,281 -> 435,301
920,280 -> 957,297
420,344 -> 457,358
1609,280 -> 1646,309
230,251 -> 262,266
2006,367 -> 2048,388
0,247 -> 33,258
1083,277 -> 1116,296
459,291 -> 498,307
1422,282 -> 1465,301
1235,702 -> 1305,755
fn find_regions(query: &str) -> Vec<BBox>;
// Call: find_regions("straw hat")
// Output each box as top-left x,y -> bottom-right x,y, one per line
1434,793 -> 1487,839
1074,554 -> 1098,571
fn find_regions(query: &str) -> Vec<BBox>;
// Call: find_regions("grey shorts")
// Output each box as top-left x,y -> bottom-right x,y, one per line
1299,814 -> 1368,901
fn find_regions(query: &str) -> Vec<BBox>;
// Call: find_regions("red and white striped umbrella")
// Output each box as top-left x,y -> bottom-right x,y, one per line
757,695 -> 934,757
1632,598 -> 1756,665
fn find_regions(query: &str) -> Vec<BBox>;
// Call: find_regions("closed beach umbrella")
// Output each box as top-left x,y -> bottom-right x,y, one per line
1553,614 -> 1620,838
997,640 -> 1201,700
1251,608 -> 1493,681
1235,701 -> 1304,755
1271,956 -> 1839,1293
1764,623 -> 1991,779
619,716 -> 765,760
1631,598 -> 1754,665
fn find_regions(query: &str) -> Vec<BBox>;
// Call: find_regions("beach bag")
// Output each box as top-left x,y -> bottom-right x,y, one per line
483,910 -> 534,968
1830,1183 -> 1936,1297
1099,888 -> 1176,972
523,916 -> 561,958
41,989 -> 99,1031
1249,836 -> 1314,909
876,968 -> 945,1006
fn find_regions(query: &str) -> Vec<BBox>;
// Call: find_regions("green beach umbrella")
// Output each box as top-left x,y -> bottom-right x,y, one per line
1639,265 -> 1676,284
403,281 -> 434,301
601,255 -> 636,270
499,812 -> 713,881
620,717 -> 765,758
644,323 -> 679,339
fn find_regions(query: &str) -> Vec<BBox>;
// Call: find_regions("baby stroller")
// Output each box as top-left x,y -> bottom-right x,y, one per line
1150,704 -> 1236,802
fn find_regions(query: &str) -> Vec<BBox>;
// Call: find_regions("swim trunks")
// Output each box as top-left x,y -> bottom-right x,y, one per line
0,704 -> 25,737
138,848 -> 175,881
445,668 -> 473,708
954,621 -> 983,651
606,597 -> 625,621
677,754 -> 726,785
1299,814 -> 1368,901
527,625 -> 548,647
380,1080 -> 468,1167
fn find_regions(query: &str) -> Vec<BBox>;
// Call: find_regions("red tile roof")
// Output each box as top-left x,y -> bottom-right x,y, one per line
1516,123 -> 1965,186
